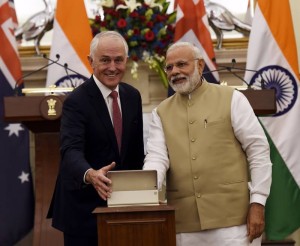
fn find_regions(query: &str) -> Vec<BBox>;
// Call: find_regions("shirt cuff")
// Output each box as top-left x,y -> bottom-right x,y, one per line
250,193 -> 267,206
83,168 -> 92,184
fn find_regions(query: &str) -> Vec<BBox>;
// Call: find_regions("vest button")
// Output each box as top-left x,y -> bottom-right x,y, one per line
196,193 -> 201,198
191,138 -> 195,142
189,120 -> 194,124
194,176 -> 198,179
192,157 -> 196,160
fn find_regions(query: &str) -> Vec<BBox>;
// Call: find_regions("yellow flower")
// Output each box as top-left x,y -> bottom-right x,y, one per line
145,9 -> 153,21
127,29 -> 134,37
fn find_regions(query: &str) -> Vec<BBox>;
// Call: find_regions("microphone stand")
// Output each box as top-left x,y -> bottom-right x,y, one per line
14,54 -> 60,96
14,53 -> 87,96
41,53 -> 86,78
63,63 -> 76,88
213,58 -> 266,89
211,59 -> 276,115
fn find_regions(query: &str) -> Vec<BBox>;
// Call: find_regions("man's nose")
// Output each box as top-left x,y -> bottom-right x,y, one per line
170,66 -> 180,75
107,61 -> 118,69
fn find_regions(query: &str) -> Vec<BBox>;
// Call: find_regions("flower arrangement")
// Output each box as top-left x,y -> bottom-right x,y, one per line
90,0 -> 176,87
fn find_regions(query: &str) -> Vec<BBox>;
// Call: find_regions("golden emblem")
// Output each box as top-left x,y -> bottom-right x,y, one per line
47,98 -> 57,116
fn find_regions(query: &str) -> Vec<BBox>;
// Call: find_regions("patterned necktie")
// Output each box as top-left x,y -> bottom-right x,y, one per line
110,91 -> 122,152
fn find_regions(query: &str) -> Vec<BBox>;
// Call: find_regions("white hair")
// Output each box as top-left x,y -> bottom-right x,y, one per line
89,31 -> 129,58
166,42 -> 203,59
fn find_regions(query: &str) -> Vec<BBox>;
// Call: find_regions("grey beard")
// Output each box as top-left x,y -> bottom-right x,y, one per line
169,69 -> 201,95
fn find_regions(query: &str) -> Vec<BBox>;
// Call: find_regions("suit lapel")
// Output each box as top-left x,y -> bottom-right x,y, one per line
86,78 -> 120,155
119,84 -> 131,161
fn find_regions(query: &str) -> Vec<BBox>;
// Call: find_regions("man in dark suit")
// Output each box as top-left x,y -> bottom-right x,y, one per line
48,31 -> 145,246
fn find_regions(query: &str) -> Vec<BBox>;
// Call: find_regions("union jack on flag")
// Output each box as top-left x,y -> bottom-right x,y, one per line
0,0 -> 34,245
174,0 -> 219,83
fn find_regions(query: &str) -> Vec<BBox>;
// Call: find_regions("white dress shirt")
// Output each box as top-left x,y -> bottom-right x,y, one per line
93,74 -> 122,122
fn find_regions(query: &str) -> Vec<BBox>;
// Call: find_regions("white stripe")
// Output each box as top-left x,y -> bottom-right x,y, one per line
176,5 -> 183,23
0,57 -> 15,89
245,7 -> 298,81
0,0 -> 6,8
1,18 -> 18,54
260,96 -> 300,187
46,20 -> 90,86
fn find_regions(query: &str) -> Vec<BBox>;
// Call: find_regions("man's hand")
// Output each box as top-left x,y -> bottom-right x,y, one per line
85,162 -> 116,200
247,203 -> 265,243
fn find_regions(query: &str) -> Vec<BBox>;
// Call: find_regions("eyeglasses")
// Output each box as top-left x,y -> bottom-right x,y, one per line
164,59 -> 199,73
98,56 -> 125,66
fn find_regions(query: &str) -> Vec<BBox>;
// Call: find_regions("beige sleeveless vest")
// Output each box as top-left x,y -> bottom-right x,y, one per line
157,81 -> 249,233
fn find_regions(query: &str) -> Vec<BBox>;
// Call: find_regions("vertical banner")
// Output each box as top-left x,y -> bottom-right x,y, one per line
244,0 -> 300,240
0,0 -> 34,245
46,0 -> 92,88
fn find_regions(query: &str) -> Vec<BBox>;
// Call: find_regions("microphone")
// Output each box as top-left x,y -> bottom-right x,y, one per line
63,63 -> 76,88
14,54 -> 60,96
210,58 -> 266,89
222,59 -> 251,88
14,53 -> 86,96
41,53 -> 86,78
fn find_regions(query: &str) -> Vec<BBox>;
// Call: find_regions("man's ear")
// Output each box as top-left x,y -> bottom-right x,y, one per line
87,55 -> 93,66
197,59 -> 205,73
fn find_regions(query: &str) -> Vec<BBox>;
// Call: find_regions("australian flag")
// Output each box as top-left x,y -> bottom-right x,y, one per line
0,0 -> 34,245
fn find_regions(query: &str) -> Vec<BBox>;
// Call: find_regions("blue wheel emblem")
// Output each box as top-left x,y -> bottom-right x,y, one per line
249,65 -> 298,117
54,74 -> 87,94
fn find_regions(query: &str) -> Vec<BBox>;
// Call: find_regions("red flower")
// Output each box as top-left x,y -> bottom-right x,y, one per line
145,30 -> 155,41
130,11 -> 139,18
156,15 -> 165,22
139,16 -> 146,22
95,15 -> 101,24
105,9 -> 114,15
131,55 -> 139,61
167,24 -> 174,31
146,21 -> 154,28
100,21 -> 107,27
133,28 -> 140,35
117,19 -> 127,28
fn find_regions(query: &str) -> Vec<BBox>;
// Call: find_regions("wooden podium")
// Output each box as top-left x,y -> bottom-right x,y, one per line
93,205 -> 176,246
240,89 -> 276,115
4,95 -> 65,246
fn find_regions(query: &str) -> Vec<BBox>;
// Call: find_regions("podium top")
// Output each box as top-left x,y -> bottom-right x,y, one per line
240,89 -> 276,115
93,204 -> 175,214
3,95 -> 67,133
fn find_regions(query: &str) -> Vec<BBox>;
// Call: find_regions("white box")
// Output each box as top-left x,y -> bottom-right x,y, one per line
107,170 -> 159,207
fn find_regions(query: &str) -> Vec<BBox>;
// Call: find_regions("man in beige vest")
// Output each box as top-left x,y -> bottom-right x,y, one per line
143,42 -> 272,246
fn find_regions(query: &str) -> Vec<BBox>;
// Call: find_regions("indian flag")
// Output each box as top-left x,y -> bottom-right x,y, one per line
46,0 -> 92,88
244,0 -> 300,240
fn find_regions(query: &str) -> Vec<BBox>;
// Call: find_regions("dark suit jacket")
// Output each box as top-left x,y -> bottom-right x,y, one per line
48,77 -> 145,236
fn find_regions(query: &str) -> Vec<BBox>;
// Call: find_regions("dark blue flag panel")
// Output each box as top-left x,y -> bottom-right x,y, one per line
0,71 -> 34,245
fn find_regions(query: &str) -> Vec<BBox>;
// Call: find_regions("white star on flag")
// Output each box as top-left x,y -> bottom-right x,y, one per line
18,171 -> 30,184
4,123 -> 24,137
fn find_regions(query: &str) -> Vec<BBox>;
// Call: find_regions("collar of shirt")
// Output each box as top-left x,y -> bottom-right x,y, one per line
92,75 -> 122,119
93,74 -> 120,99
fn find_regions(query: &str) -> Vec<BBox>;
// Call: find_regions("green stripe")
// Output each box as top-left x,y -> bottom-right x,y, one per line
262,124 -> 300,240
